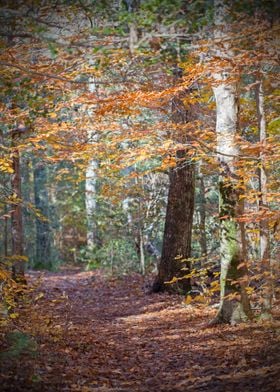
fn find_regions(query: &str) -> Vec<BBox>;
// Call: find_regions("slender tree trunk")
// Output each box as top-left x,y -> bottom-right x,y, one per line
3,205 -> 8,258
122,197 -> 133,228
129,22 -> 138,55
139,228 -> 145,275
126,0 -> 139,55
86,77 -> 99,249
11,132 -> 25,282
85,157 -> 98,248
33,160 -> 52,269
211,0 -> 251,324
256,80 -> 272,320
198,165 -> 207,261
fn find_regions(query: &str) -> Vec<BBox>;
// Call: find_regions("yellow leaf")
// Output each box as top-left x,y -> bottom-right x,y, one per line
0,269 -> 10,280
193,295 -> 206,303
9,312 -> 19,319
184,295 -> 192,305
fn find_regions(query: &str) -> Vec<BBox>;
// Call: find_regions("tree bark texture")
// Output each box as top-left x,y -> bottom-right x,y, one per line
86,78 -> 99,249
211,0 -> 251,324
153,86 -> 195,294
256,80 -> 272,319
153,156 -> 195,293
198,165 -> 207,261
85,157 -> 98,248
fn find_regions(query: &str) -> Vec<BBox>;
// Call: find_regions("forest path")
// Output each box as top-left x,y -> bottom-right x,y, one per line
1,267 -> 279,391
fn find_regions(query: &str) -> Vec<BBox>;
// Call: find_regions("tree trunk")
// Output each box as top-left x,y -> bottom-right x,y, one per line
86,77 -> 99,249
11,133 -> 25,282
211,0 -> 251,324
33,160 -> 52,269
153,155 -> 195,293
256,80 -> 272,320
139,228 -> 145,275
198,165 -> 207,262
4,213 -> 8,257
85,157 -> 98,248
152,70 -> 196,294
126,0 -> 139,55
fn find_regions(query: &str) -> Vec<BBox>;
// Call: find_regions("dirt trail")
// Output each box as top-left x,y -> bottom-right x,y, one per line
1,268 -> 279,391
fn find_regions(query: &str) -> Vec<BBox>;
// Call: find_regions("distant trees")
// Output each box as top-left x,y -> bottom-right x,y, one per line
33,160 -> 52,269
152,151 -> 194,293
10,129 -> 25,282
0,0 -> 279,324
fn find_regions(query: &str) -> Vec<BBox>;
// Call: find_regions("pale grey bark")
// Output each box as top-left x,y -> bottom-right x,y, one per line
85,78 -> 98,249
256,80 -> 272,320
197,164 -> 207,261
211,0 -> 251,324
85,156 -> 98,248
139,228 -> 145,275
129,22 -> 138,54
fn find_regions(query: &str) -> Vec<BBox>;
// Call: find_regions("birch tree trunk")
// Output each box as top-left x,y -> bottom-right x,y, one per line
256,80 -> 272,320
85,156 -> 98,249
85,78 -> 98,249
211,0 -> 251,324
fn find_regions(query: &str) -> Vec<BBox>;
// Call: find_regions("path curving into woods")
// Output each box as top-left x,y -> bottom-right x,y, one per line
1,268 -> 279,391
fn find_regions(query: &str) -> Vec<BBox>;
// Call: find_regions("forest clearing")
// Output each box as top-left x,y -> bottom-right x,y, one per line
0,0 -> 280,390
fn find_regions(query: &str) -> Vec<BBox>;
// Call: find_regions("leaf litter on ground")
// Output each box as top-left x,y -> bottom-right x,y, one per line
0,267 -> 279,391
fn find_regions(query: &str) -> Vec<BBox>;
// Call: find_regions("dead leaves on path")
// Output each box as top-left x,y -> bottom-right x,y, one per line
1,269 -> 280,391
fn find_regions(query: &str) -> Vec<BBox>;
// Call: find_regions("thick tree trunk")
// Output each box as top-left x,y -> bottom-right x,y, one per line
152,70 -> 196,294
33,160 -> 52,268
256,81 -> 272,320
211,0 -> 251,324
153,155 -> 195,293
11,134 -> 25,282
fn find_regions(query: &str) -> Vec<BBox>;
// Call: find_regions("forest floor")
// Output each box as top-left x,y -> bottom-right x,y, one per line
0,267 -> 280,392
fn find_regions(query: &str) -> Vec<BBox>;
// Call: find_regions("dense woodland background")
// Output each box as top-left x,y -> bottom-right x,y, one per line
0,0 -> 280,390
